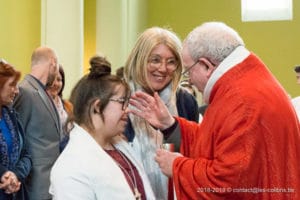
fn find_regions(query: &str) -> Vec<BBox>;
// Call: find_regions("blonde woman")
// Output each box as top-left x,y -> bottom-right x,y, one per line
124,27 -> 199,200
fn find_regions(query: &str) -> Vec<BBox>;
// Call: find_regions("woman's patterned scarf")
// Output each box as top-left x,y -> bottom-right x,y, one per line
0,107 -> 20,170
128,81 -> 178,200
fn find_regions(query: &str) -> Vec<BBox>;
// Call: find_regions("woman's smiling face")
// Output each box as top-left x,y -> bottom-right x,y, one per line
0,76 -> 19,106
146,44 -> 178,92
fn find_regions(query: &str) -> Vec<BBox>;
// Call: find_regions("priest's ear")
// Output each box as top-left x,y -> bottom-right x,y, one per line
199,57 -> 217,78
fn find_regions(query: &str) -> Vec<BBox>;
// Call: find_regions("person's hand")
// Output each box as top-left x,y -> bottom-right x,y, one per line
0,171 -> 21,194
129,91 -> 175,130
155,149 -> 183,177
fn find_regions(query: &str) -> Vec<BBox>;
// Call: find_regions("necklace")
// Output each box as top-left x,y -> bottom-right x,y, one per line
110,146 -> 142,200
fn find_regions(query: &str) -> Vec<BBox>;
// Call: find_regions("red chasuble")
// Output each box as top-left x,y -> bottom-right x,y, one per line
173,54 -> 300,199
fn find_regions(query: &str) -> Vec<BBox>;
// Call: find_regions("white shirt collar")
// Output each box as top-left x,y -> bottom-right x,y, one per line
203,46 -> 250,104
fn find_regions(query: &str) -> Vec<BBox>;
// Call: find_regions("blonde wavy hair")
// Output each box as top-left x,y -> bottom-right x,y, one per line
124,27 -> 183,95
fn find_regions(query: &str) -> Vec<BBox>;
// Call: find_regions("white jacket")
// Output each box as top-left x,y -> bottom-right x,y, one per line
49,124 -> 155,200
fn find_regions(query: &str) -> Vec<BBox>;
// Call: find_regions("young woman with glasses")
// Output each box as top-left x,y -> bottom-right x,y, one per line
49,56 -> 154,200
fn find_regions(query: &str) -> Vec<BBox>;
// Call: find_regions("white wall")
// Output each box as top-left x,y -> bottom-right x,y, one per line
41,0 -> 84,98
96,0 -> 147,70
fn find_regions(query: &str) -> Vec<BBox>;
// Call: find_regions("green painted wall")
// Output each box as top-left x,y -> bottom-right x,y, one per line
0,0 -> 96,76
1,0 -> 300,97
84,0 -> 96,74
148,0 -> 300,97
0,0 -> 41,76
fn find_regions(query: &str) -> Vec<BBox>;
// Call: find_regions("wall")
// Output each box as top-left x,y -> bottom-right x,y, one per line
84,0 -> 96,74
1,0 -> 299,97
0,0 -> 41,75
0,0 -> 147,97
95,0 -> 147,71
147,0 -> 300,97
41,0 -> 84,98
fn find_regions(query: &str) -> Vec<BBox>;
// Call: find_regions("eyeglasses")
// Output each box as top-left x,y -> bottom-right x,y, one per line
109,97 -> 130,110
148,55 -> 178,72
181,60 -> 199,78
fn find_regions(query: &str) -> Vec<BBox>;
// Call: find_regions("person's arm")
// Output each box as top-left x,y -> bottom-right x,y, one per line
13,87 -> 32,132
0,165 -> 7,178
11,120 -> 32,182
172,105 -> 259,199
155,117 -> 201,176
161,119 -> 181,152
130,91 -> 199,152
161,119 -> 178,138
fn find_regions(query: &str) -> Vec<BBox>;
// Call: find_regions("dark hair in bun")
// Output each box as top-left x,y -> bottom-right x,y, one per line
88,55 -> 111,78
68,55 -> 131,132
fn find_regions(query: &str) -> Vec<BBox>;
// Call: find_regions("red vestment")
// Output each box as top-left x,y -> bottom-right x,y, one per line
173,53 -> 300,199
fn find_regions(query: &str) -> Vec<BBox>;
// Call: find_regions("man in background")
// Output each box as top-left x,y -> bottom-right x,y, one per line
13,47 -> 62,200
294,65 -> 300,84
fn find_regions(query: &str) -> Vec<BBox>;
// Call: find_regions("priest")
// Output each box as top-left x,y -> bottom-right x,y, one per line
129,22 -> 300,200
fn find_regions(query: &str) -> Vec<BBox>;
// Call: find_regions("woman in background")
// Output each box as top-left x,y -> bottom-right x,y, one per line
0,59 -> 31,200
46,64 -> 73,151
50,56 -> 154,200
46,64 -> 73,127
124,27 -> 199,200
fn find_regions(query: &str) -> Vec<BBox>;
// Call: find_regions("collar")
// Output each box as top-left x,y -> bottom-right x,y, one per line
29,74 -> 46,90
203,46 -> 250,104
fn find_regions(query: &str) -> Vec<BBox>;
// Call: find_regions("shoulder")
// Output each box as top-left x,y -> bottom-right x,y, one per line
19,75 -> 44,93
17,78 -> 38,99
292,96 -> 300,105
177,87 -> 197,102
176,87 -> 199,121
2,106 -> 18,121
176,87 -> 199,111
51,141 -> 89,182
19,75 -> 33,88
